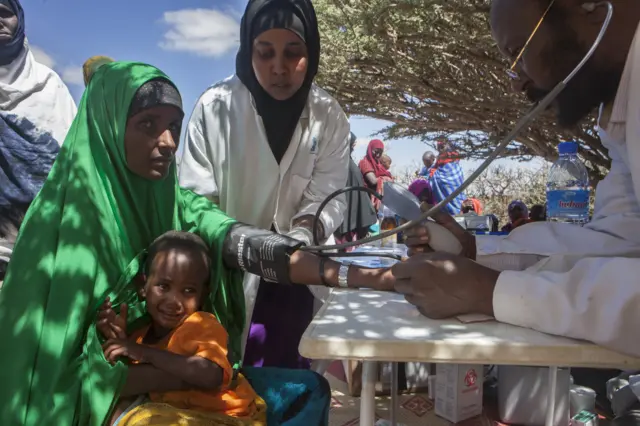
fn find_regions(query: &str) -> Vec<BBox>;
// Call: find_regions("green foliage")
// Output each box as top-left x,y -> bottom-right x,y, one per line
315,0 -> 610,182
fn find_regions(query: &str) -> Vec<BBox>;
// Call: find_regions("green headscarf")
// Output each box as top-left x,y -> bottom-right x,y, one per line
0,62 -> 245,425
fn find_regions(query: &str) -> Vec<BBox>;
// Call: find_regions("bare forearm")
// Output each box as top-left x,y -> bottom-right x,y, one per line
120,365 -> 188,397
364,172 -> 378,188
289,250 -> 392,291
144,347 -> 224,391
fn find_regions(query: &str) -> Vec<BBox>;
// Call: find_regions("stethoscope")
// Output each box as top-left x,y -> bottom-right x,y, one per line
299,1 -> 614,258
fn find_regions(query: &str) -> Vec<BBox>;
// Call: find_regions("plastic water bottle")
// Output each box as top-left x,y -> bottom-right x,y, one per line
546,141 -> 590,225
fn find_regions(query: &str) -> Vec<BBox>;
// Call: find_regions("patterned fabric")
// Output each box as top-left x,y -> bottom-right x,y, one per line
429,160 -> 465,216
0,41 -> 76,265
417,165 -> 430,177
0,112 -> 60,240
428,151 -> 461,177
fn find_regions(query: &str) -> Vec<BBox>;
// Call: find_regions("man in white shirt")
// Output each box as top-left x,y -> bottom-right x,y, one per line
393,0 -> 640,411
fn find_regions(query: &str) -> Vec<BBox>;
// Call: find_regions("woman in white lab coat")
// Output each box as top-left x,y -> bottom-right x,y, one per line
178,0 -> 350,369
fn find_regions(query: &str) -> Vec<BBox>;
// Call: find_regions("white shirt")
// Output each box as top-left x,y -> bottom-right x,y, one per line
478,23 -> 640,358
178,75 -> 349,236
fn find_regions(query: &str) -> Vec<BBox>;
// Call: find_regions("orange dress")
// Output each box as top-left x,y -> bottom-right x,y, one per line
129,312 -> 266,421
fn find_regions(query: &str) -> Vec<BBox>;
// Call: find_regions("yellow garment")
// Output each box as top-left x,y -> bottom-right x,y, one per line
117,402 -> 266,426
82,55 -> 114,86
130,312 -> 264,419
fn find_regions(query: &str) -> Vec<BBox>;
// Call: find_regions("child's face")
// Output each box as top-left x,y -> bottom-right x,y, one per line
381,158 -> 391,169
143,249 -> 209,332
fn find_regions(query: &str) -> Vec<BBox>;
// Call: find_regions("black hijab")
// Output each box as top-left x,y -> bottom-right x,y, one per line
236,0 -> 320,164
128,78 -> 183,119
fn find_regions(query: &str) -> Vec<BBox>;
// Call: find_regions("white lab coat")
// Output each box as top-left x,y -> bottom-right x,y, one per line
179,75 -> 349,234
178,75 -> 350,353
477,23 -> 640,358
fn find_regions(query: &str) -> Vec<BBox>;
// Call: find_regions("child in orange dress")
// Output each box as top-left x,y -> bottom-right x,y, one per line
97,231 -> 266,425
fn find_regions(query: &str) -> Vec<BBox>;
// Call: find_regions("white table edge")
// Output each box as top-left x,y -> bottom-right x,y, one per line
299,290 -> 640,370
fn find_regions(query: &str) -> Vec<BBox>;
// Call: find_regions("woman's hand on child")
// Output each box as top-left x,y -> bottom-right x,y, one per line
103,339 -> 149,364
97,298 -> 128,339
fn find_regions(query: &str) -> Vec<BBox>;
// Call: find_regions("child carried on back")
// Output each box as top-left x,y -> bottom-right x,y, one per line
97,231 -> 266,425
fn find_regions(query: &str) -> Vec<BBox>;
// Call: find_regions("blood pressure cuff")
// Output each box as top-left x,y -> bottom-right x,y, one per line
222,223 -> 305,285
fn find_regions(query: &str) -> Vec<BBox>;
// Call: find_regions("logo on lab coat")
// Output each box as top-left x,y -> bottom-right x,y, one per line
310,136 -> 318,153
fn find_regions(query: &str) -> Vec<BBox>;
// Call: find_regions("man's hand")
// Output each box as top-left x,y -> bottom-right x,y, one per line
403,203 -> 476,259
97,298 -> 128,340
103,339 -> 149,364
391,252 -> 500,318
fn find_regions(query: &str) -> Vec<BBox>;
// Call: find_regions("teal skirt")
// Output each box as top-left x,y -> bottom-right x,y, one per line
242,367 -> 330,426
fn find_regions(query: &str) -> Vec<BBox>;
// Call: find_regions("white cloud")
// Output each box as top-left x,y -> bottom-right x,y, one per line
28,46 -> 83,88
30,45 -> 55,69
355,138 -> 369,148
61,66 -> 84,86
159,8 -> 240,58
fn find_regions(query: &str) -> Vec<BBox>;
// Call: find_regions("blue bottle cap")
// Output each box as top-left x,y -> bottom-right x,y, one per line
558,141 -> 578,154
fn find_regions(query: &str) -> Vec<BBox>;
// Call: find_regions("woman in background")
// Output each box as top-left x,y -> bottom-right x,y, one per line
529,204 -> 547,222
0,0 -> 76,284
408,179 -> 435,205
359,139 -> 393,212
428,139 -> 465,215
501,200 -> 532,233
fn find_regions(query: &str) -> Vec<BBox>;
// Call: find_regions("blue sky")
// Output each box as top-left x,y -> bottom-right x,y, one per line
25,0 -> 542,175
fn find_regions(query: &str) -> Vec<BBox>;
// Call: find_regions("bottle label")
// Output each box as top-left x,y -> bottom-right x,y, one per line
547,189 -> 590,217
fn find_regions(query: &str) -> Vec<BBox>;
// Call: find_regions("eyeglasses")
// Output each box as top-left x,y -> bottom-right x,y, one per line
507,0 -> 556,80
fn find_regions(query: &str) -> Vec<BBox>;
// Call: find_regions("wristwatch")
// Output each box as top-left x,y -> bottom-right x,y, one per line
338,264 -> 349,288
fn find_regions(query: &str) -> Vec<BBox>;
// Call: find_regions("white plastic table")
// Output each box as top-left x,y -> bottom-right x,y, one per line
299,289 -> 640,426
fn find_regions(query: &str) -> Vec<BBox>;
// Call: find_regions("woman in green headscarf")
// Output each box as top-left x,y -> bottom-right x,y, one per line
0,62 -> 394,426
